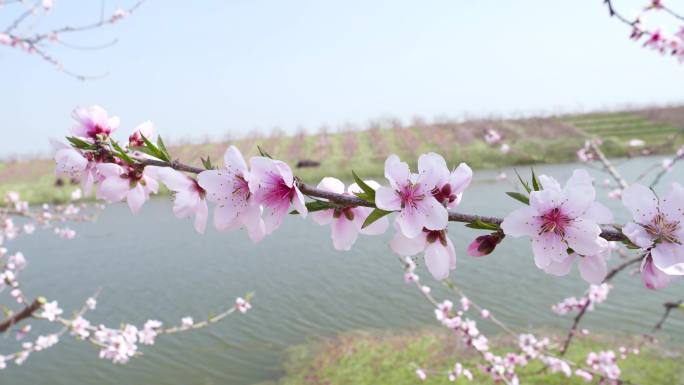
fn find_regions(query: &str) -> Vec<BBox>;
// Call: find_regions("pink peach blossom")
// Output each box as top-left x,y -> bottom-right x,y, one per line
622,183 -> 684,278
96,163 -> 158,214
249,156 -> 307,234
198,146 -> 265,242
375,154 -> 448,238
128,120 -> 155,147
501,170 -> 612,276
417,152 -> 472,209
390,226 -> 456,280
311,177 -> 389,250
71,106 -> 119,140
148,167 -> 208,233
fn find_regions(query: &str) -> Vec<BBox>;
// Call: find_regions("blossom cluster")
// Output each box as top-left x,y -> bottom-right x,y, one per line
55,106 -> 684,290
0,0 -> 137,78
552,283 -> 612,315
609,0 -> 684,62
57,106 -> 478,280
0,188 -> 253,369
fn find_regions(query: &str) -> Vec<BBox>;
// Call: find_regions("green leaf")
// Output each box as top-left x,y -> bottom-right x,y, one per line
531,168 -> 541,191
156,135 -> 170,160
257,145 -> 272,159
362,208 -> 392,229
130,146 -> 158,159
201,157 -> 213,170
290,200 -> 338,214
140,134 -> 170,162
352,170 -> 375,202
506,191 -> 530,205
110,140 -> 134,165
66,136 -> 96,150
465,218 -> 500,230
513,169 -> 532,194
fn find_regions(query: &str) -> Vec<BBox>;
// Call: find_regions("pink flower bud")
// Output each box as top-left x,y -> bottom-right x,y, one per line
467,233 -> 503,257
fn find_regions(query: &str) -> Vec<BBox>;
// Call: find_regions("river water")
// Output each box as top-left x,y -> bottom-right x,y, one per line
4,156 -> 683,385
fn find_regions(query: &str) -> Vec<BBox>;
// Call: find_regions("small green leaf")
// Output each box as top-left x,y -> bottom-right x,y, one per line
130,146 -> 158,159
201,157 -> 213,170
66,136 -> 96,150
352,170 -> 375,202
514,169 -> 532,194
140,134 -> 170,162
156,135 -> 170,160
257,145 -> 272,158
362,208 -> 392,229
531,168 -> 541,191
465,219 -> 500,230
506,191 -> 530,205
290,200 -> 338,214
110,140 -> 134,165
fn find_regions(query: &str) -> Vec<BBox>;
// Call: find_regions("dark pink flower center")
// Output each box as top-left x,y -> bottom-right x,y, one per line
191,178 -> 206,199
424,228 -> 447,246
539,207 -> 572,237
399,184 -> 425,209
432,183 -> 457,205
264,173 -> 295,204
129,132 -> 144,147
333,207 -> 355,221
643,212 -> 680,244
86,123 -> 111,139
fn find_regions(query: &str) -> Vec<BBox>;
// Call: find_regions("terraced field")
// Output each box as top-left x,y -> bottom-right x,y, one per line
561,110 -> 684,156
2,106 -> 683,203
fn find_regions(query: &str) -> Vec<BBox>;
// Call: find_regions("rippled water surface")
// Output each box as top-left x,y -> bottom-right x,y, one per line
5,157 -> 684,385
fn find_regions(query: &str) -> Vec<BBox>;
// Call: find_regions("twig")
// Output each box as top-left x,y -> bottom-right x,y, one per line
0,298 -> 42,333
589,140 -> 628,190
651,300 -> 683,334
133,156 -> 630,243
559,255 -> 643,355
650,152 -> 684,188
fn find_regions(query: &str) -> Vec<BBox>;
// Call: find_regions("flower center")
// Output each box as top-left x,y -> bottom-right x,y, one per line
333,207 -> 355,221
264,173 -> 295,203
539,207 -> 571,237
233,174 -> 250,200
399,184 -> 425,209
643,212 -> 681,244
432,183 -> 457,205
87,124 -> 110,139
424,228 -> 447,246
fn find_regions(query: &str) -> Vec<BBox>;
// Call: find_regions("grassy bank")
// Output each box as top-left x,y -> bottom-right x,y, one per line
2,107 -> 683,204
263,329 -> 683,385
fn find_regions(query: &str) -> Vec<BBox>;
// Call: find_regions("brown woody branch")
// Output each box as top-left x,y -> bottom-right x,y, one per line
651,300 -> 683,334
559,255 -> 643,355
137,157 -> 629,242
0,298 -> 42,333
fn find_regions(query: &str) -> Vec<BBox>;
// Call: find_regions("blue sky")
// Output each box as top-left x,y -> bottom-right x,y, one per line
1,0 -> 682,157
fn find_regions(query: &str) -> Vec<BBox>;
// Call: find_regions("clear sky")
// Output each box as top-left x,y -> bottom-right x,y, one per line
1,0 -> 682,157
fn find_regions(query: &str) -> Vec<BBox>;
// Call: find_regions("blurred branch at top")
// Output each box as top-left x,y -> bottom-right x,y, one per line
0,0 -> 145,80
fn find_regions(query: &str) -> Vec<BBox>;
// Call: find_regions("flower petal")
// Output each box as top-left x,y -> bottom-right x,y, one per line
651,242 -> 684,275
501,206 -> 540,237
194,200 -> 208,234
532,232 -> 568,266
126,184 -> 147,214
564,218 -> 603,255
424,242 -> 451,280
661,182 -> 684,223
578,254 -> 607,284
317,177 -> 345,194
621,183 -> 658,224
542,254 -> 575,276
384,154 -> 410,189
389,231 -> 427,256
375,186 -> 401,211
331,217 -> 359,251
